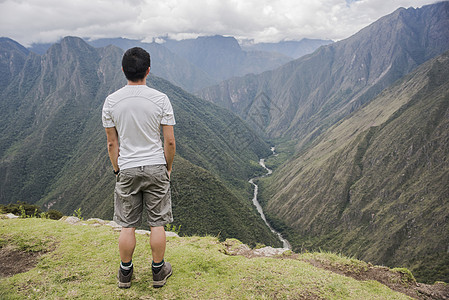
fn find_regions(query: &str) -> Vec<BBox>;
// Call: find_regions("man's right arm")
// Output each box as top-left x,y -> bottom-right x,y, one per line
162,125 -> 175,179
105,127 -> 120,174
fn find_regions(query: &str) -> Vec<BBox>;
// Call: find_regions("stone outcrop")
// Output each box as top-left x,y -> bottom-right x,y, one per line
222,238 -> 292,258
58,216 -> 180,237
1,214 -> 179,237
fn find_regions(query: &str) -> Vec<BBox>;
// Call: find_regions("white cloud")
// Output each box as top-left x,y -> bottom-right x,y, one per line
0,0 -> 440,46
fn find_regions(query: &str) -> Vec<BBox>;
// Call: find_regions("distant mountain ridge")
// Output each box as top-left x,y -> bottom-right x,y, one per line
0,38 -> 30,90
241,38 -> 333,59
27,35 -> 329,93
162,35 -> 292,82
88,37 -> 215,92
0,36 -> 280,247
198,2 -> 449,144
26,36 -> 294,92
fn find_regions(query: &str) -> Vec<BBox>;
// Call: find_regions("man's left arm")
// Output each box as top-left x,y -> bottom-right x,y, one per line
162,125 -> 175,179
105,127 -> 120,174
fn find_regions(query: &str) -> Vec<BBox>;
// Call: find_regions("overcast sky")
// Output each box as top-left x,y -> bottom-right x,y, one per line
0,0 -> 440,47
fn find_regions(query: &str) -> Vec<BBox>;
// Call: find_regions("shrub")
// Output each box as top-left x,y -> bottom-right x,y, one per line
0,201 -> 63,220
46,209 -> 64,220
2,201 -> 42,217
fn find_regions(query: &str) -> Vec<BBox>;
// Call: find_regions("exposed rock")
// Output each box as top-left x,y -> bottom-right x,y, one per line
105,221 -> 122,231
253,246 -> 290,257
135,229 -> 179,237
135,230 -> 150,236
166,232 -> 179,237
56,217 -> 180,237
87,218 -> 107,225
222,239 -> 290,258
62,216 -> 81,225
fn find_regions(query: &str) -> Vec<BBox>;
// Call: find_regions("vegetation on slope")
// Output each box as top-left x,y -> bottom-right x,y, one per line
0,36 -> 277,247
259,51 -> 449,284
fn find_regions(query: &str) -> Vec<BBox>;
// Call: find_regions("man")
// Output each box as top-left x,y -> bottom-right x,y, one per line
102,47 -> 176,289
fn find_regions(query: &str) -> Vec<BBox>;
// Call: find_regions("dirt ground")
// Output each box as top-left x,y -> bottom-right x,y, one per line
0,245 -> 44,278
306,258 -> 449,300
222,240 -> 449,300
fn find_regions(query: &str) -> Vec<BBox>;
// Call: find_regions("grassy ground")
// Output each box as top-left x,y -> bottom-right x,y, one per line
0,218 -> 415,299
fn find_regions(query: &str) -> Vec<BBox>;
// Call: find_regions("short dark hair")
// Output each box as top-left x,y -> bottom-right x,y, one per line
122,47 -> 151,82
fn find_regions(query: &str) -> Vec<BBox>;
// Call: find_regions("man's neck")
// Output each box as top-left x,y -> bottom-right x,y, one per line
127,79 -> 146,86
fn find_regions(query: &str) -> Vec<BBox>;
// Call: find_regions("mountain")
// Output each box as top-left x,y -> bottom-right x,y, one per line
0,38 -> 29,90
198,2 -> 449,144
198,1 -> 449,283
0,36 -> 280,247
30,36 -> 295,93
241,38 -> 333,59
162,35 -> 293,81
259,49 -> 449,283
88,38 -> 215,92
27,42 -> 54,55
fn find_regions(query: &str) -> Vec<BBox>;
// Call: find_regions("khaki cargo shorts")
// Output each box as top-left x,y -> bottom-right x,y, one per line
114,164 -> 173,228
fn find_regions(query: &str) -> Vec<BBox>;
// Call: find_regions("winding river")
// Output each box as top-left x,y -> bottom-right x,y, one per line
249,148 -> 292,249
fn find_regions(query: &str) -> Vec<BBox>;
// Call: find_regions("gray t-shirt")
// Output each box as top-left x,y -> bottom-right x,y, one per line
102,85 -> 176,170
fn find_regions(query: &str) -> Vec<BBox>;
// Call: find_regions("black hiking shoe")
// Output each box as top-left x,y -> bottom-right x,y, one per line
117,266 -> 133,288
152,261 -> 172,288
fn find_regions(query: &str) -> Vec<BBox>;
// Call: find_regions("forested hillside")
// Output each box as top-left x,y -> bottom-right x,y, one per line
198,2 -> 449,283
260,50 -> 449,283
0,36 -> 280,247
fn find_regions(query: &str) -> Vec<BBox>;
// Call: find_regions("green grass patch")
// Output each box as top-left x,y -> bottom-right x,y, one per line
392,268 -> 416,284
0,218 -> 412,299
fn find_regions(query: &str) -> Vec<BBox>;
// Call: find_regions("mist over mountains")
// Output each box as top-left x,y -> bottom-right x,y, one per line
29,36 -> 330,93
161,35 -> 292,81
1,1 -> 448,284
240,38 -> 333,59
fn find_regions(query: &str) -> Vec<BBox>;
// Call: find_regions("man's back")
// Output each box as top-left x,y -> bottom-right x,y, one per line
102,85 -> 175,170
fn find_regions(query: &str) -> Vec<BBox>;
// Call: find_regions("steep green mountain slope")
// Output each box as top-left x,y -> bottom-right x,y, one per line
3,217 -> 445,299
198,2 -> 449,144
0,36 -> 279,246
260,50 -> 449,283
